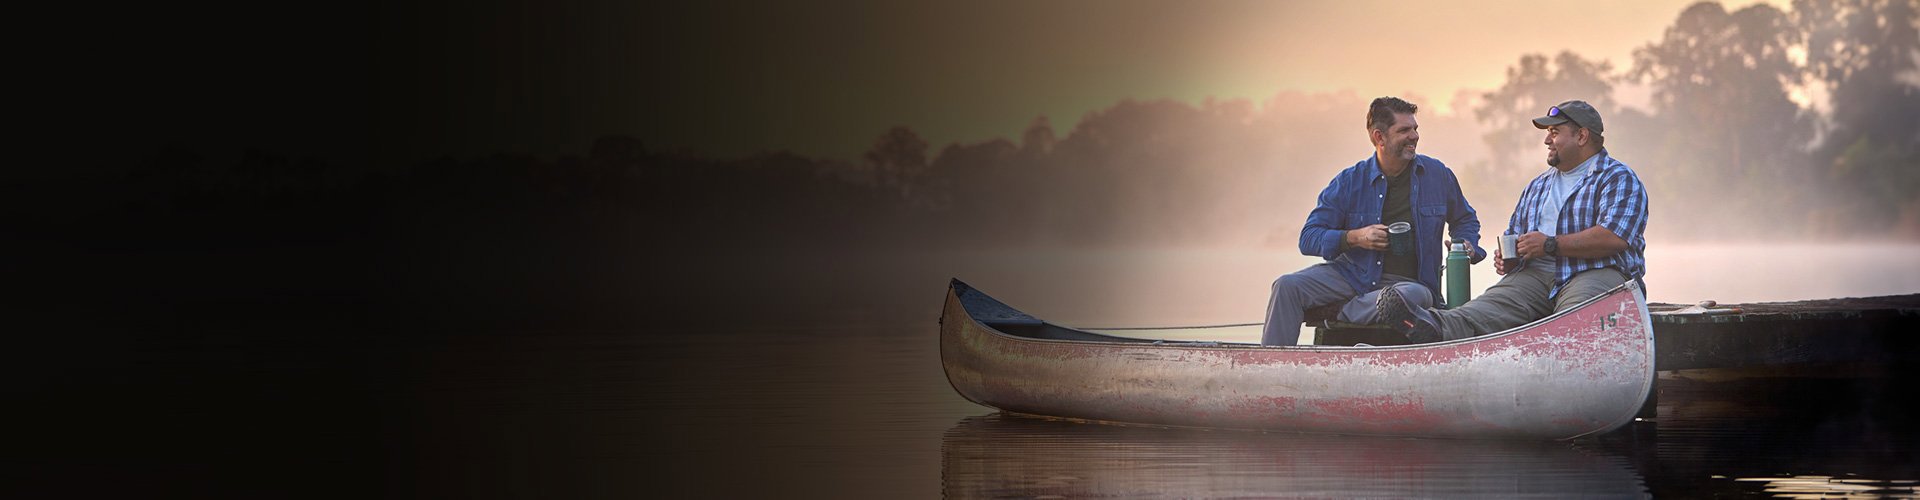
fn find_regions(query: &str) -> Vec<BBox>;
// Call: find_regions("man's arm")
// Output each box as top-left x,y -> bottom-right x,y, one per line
1591,167 -> 1650,256
1517,169 -> 1648,260
1299,174 -> 1352,258
1516,225 -> 1626,259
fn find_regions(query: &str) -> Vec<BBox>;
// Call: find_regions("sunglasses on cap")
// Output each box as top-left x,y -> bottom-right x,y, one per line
1546,106 -> 1585,128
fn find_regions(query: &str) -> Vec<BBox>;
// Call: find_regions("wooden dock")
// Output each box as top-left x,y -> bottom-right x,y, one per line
1648,294 -> 1920,374
1314,293 -> 1920,375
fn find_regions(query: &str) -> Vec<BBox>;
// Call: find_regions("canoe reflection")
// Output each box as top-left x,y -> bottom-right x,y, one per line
942,413 -> 1649,498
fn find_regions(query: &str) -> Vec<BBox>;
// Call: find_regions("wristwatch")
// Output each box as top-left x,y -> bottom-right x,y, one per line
1544,236 -> 1560,256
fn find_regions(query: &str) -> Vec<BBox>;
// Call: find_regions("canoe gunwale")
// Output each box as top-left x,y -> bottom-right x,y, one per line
939,278 -> 1656,439
953,278 -> 1645,352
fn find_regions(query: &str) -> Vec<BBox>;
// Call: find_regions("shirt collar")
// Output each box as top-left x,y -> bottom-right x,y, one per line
1369,154 -> 1424,181
1551,151 -> 1602,179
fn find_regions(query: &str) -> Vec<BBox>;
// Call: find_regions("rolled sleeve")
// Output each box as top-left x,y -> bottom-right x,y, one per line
1594,170 -> 1649,246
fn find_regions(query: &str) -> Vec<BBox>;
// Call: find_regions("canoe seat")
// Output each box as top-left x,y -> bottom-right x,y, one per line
1304,303 -> 1411,346
1313,322 -> 1412,346
1301,303 -> 1344,325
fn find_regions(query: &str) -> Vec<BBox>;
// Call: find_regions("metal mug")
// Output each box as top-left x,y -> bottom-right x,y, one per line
1499,233 -> 1522,268
1387,222 -> 1412,256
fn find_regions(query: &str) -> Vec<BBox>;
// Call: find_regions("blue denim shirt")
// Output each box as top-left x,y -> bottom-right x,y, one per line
1299,154 -> 1485,304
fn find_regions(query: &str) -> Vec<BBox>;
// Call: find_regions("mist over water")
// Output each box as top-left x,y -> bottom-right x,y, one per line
843,243 -> 1920,345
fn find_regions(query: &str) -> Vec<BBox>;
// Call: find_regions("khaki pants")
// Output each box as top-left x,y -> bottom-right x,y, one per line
1430,259 -> 1627,341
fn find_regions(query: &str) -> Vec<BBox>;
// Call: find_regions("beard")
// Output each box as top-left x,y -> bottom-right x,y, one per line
1390,140 -> 1417,161
1547,148 -> 1562,167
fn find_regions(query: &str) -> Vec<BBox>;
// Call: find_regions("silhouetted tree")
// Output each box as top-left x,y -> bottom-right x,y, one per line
928,138 -> 1022,237
1020,115 -> 1057,158
864,126 -> 930,201
1796,0 -> 1920,235
1798,0 -> 1920,153
1475,52 -> 1620,185
1631,1 -> 1813,233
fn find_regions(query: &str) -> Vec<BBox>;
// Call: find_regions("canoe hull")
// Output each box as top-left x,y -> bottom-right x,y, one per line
939,281 -> 1655,439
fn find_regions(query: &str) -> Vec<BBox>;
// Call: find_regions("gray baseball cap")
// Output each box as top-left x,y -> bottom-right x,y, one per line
1532,100 -> 1604,135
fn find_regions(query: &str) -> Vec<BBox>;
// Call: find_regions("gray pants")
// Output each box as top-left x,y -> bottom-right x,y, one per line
1426,259 -> 1627,341
1262,263 -> 1427,345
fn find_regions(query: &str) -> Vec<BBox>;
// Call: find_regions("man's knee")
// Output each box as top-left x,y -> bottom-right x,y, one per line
1557,269 -> 1628,309
1272,273 -> 1307,298
1387,281 -> 1434,309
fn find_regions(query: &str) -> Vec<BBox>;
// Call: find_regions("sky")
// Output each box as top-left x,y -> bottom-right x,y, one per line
365,0 -> 1789,164
46,0 -> 1805,175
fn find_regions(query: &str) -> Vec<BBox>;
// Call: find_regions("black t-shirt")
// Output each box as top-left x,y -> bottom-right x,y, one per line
1382,168 -> 1418,280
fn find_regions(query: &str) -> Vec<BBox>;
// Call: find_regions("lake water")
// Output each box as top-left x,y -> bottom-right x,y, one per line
15,245 -> 1917,498
135,328 -> 1909,498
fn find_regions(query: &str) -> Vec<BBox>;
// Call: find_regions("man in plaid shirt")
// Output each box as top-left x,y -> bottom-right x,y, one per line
1377,100 -> 1648,343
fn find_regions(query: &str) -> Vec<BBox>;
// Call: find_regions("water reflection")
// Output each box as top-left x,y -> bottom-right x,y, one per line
942,413 -> 1648,498
1731,475 -> 1919,498
1615,373 -> 1920,498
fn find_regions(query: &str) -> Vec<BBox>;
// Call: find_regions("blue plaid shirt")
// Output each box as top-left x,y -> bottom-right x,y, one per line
1300,154 -> 1485,304
1507,149 -> 1649,297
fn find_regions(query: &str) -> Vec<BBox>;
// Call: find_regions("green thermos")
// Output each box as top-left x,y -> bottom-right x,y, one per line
1446,238 -> 1471,308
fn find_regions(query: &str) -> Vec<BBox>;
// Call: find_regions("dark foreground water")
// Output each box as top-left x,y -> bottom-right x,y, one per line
12,321 -> 1915,498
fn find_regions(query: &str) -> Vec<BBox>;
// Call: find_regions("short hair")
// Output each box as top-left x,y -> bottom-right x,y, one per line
1367,97 -> 1419,132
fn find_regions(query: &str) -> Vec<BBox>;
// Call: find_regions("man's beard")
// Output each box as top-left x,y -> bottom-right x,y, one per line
1393,140 -> 1416,161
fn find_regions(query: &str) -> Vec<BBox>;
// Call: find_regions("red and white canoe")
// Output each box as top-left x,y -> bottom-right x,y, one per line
938,279 -> 1655,440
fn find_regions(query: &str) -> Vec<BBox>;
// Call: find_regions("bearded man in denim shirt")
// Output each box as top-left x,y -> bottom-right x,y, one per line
1260,97 -> 1487,345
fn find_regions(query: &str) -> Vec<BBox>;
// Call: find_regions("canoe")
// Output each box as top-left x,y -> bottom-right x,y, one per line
938,278 -> 1655,440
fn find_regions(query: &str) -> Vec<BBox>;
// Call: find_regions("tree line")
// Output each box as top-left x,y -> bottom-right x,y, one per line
12,0 -> 1915,329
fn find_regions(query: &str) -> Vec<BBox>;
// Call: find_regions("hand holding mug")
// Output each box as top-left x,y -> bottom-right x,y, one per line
1346,224 -> 1388,251
1515,231 -> 1549,259
1496,233 -> 1522,275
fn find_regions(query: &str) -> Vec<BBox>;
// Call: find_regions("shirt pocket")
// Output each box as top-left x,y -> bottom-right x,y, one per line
1417,205 -> 1447,240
